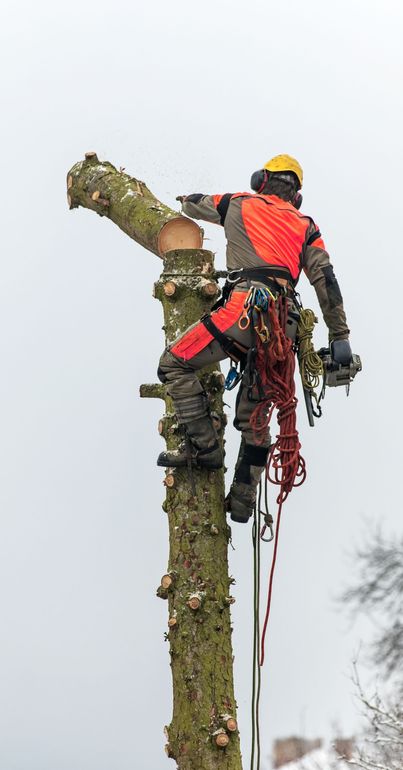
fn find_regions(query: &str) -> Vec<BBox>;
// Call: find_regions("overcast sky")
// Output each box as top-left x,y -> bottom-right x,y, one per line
1,1 -> 402,768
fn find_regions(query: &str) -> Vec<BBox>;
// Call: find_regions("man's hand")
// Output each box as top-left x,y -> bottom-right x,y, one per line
176,195 -> 186,203
331,339 -> 353,366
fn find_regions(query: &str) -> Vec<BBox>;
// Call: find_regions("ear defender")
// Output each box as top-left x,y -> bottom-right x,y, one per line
251,169 -> 303,207
293,191 -> 303,210
250,169 -> 268,193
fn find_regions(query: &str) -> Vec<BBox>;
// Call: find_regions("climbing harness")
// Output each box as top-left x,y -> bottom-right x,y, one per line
200,313 -> 248,365
223,286 -> 282,391
226,265 -> 295,287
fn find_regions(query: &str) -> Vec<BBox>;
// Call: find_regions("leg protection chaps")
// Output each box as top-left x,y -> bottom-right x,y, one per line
157,393 -> 223,470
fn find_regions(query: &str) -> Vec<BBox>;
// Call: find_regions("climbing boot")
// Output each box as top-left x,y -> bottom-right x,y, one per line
157,394 -> 223,470
157,415 -> 223,469
226,442 -> 270,523
226,481 -> 259,523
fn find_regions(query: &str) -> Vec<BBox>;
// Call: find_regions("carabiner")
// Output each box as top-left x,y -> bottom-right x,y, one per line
225,364 -> 242,391
254,315 -> 270,343
260,513 -> 274,542
238,308 -> 251,330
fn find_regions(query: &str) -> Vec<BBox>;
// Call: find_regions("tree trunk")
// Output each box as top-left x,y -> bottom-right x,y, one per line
67,154 -> 243,770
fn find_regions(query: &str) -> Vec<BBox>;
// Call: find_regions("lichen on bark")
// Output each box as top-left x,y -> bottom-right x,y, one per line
67,155 -> 243,770
151,249 -> 242,769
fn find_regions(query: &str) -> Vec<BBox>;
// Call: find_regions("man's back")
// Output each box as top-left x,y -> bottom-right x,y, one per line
182,191 -> 315,278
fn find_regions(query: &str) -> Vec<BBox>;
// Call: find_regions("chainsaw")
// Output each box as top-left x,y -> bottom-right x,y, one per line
303,345 -> 362,427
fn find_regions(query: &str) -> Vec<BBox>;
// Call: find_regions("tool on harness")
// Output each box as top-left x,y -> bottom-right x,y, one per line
238,305 -> 251,330
237,286 -> 277,333
243,346 -> 265,403
224,362 -> 243,391
254,310 -> 270,344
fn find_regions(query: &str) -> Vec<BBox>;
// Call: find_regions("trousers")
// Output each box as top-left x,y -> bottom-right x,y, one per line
158,287 -> 299,448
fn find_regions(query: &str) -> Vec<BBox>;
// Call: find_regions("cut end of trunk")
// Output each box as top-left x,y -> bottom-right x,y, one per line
158,217 -> 203,255
85,151 -> 98,161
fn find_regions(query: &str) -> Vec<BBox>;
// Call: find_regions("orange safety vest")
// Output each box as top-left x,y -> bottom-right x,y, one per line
222,193 -> 314,281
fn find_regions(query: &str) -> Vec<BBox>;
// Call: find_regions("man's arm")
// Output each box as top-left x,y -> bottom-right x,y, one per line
181,194 -> 232,226
303,226 -> 350,342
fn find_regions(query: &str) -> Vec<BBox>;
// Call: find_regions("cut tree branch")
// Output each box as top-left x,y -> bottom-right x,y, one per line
67,152 -> 203,256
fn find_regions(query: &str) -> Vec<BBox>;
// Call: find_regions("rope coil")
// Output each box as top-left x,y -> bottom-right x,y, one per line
249,300 -> 322,768
298,308 -> 323,389
248,297 -> 307,666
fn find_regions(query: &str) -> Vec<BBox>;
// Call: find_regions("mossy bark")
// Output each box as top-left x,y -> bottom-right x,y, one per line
151,249 -> 242,769
67,152 -> 203,256
67,157 -> 243,770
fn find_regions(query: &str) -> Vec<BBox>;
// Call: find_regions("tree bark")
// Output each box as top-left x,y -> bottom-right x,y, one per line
67,152 -> 203,256
67,154 -> 243,770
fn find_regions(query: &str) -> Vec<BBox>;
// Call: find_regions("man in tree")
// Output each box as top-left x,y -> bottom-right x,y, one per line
157,154 -> 352,523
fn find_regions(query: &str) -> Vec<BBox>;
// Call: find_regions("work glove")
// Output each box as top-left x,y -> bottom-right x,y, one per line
176,195 -> 186,203
331,339 -> 353,366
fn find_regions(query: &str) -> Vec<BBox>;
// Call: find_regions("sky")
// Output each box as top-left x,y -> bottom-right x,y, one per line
0,1 -> 402,768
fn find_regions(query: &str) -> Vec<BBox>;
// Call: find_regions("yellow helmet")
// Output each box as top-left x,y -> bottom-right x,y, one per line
264,154 -> 303,188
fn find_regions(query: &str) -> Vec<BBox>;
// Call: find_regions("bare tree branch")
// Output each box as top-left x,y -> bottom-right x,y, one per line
340,530 -> 403,681
347,664 -> 403,770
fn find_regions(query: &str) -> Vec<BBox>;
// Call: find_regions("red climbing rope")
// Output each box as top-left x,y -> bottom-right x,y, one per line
249,296 -> 306,666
